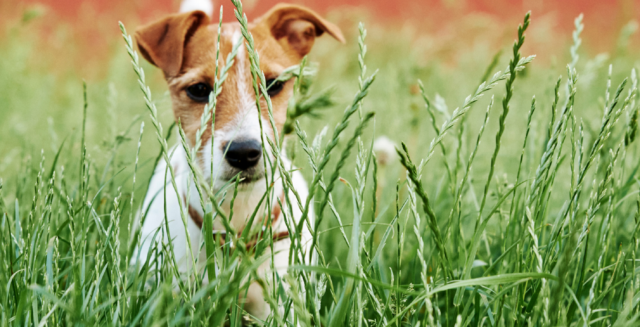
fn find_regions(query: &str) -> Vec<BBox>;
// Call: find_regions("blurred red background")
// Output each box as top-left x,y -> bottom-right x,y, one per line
2,0 -> 638,78
14,0 -> 639,31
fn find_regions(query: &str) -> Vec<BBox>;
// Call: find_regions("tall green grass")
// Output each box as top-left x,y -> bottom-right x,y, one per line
1,2 -> 640,326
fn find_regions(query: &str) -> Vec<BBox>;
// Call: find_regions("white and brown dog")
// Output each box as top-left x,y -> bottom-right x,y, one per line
133,0 -> 344,320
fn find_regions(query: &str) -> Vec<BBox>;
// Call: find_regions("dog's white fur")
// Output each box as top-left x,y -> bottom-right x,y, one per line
137,144 -> 312,318
179,0 -> 213,17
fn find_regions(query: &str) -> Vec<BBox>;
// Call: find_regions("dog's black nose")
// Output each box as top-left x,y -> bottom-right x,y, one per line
224,140 -> 262,170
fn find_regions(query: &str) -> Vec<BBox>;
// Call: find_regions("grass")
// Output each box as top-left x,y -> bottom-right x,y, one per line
1,1 -> 640,326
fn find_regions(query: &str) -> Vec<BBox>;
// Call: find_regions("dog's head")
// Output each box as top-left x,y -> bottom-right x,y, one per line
135,4 -> 344,187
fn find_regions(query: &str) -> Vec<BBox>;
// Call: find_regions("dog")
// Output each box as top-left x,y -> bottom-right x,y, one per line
133,1 -> 344,321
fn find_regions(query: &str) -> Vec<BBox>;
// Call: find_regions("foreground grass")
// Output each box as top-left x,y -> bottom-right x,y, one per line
2,3 -> 640,326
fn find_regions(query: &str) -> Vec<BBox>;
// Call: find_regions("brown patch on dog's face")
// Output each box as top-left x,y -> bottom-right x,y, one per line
135,4 -> 343,184
167,21 -> 300,146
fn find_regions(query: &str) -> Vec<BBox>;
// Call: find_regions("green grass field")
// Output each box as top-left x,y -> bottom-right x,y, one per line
1,2 -> 640,326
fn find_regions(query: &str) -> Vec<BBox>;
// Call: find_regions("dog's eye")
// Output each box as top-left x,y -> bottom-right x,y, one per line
265,79 -> 284,97
186,83 -> 212,102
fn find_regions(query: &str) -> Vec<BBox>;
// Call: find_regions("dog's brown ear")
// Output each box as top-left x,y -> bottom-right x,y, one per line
255,4 -> 345,58
135,11 -> 209,77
